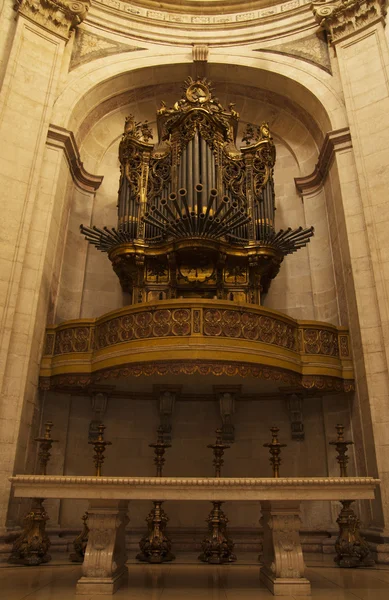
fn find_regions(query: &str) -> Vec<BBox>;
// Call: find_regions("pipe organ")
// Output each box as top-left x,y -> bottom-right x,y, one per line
81,78 -> 314,304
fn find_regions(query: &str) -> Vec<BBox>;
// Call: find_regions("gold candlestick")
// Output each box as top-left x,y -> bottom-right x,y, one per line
200,429 -> 236,564
329,424 -> 353,477
263,426 -> 287,478
149,426 -> 171,477
137,427 -> 174,563
88,423 -> 111,476
34,421 -> 58,475
207,428 -> 230,478
9,421 -> 58,566
329,424 -> 374,568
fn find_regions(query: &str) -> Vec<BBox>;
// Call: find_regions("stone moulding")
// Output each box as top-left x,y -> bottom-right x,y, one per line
295,127 -> 352,195
39,299 -> 354,392
15,0 -> 91,38
46,125 -> 103,193
10,475 -> 379,501
312,0 -> 387,43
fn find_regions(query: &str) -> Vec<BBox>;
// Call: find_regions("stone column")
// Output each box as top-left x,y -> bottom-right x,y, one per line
0,0 -> 90,531
312,0 -> 389,535
76,500 -> 129,595
260,501 -> 311,596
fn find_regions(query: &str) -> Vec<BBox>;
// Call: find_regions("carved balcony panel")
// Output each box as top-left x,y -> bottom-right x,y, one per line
40,299 -> 354,393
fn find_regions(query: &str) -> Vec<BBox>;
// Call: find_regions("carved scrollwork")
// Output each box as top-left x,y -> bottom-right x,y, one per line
53,326 -> 90,355
94,309 -> 191,349
303,328 -> 339,356
147,154 -> 172,204
203,309 -> 297,349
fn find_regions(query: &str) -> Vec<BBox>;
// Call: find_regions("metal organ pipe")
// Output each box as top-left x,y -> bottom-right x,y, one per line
200,135 -> 207,192
187,139 -> 193,209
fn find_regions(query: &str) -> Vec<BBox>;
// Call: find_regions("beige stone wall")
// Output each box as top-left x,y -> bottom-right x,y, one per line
41,392 -> 342,532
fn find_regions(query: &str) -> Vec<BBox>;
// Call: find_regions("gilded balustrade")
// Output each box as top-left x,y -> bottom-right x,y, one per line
40,299 -> 353,392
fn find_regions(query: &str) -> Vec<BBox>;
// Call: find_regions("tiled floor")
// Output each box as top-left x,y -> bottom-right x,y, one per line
1,554 -> 389,600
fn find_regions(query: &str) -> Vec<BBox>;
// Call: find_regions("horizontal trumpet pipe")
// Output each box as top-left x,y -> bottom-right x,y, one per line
151,206 -> 170,224
213,196 -> 229,220
161,198 -> 177,222
217,201 -> 237,226
204,188 -> 217,221
143,212 -> 165,230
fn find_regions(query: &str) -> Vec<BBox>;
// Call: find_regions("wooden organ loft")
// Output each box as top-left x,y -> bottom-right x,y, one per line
81,77 -> 314,304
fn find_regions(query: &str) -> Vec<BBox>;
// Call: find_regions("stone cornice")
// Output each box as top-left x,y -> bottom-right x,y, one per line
312,0 -> 387,43
15,0 -> 91,38
295,127 -> 352,195
47,125 -> 103,192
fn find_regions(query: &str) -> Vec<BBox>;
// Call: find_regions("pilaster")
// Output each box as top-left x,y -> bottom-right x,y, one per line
0,0 -> 90,530
312,0 -> 389,536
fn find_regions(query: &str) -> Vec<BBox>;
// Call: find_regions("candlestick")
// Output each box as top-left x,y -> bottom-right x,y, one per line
200,428 -> 236,564
207,428 -> 230,478
137,427 -> 174,563
329,424 -> 353,477
263,426 -> 287,478
88,423 -> 111,476
329,424 -> 374,568
34,421 -> 58,475
149,426 -> 171,477
9,421 -> 58,566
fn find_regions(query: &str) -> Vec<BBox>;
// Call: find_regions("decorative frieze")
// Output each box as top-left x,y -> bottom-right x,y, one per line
312,0 -> 387,42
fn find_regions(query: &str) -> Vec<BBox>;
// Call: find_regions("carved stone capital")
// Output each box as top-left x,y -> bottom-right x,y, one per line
15,0 -> 91,38
312,0 -> 387,42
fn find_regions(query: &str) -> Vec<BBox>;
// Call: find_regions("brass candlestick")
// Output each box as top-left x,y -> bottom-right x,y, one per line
263,426 -> 287,478
149,426 -> 171,477
137,427 -> 174,564
199,429 -> 236,564
88,423 -> 111,476
330,424 -> 374,568
35,421 -> 58,475
9,421 -> 58,566
329,424 -> 353,477
208,428 -> 230,477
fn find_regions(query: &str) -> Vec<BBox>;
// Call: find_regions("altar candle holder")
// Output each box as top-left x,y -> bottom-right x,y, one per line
207,428 -> 230,478
34,421 -> 58,475
329,423 -> 374,568
199,428 -> 236,564
88,423 -> 112,476
9,421 -> 58,566
149,426 -> 171,477
137,427 -> 175,563
329,424 -> 353,477
263,426 -> 287,478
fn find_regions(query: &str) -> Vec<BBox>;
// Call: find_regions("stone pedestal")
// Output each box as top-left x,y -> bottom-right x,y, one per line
76,500 -> 129,595
260,501 -> 311,596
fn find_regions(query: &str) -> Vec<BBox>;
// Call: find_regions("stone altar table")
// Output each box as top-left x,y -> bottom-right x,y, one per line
10,475 -> 379,596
